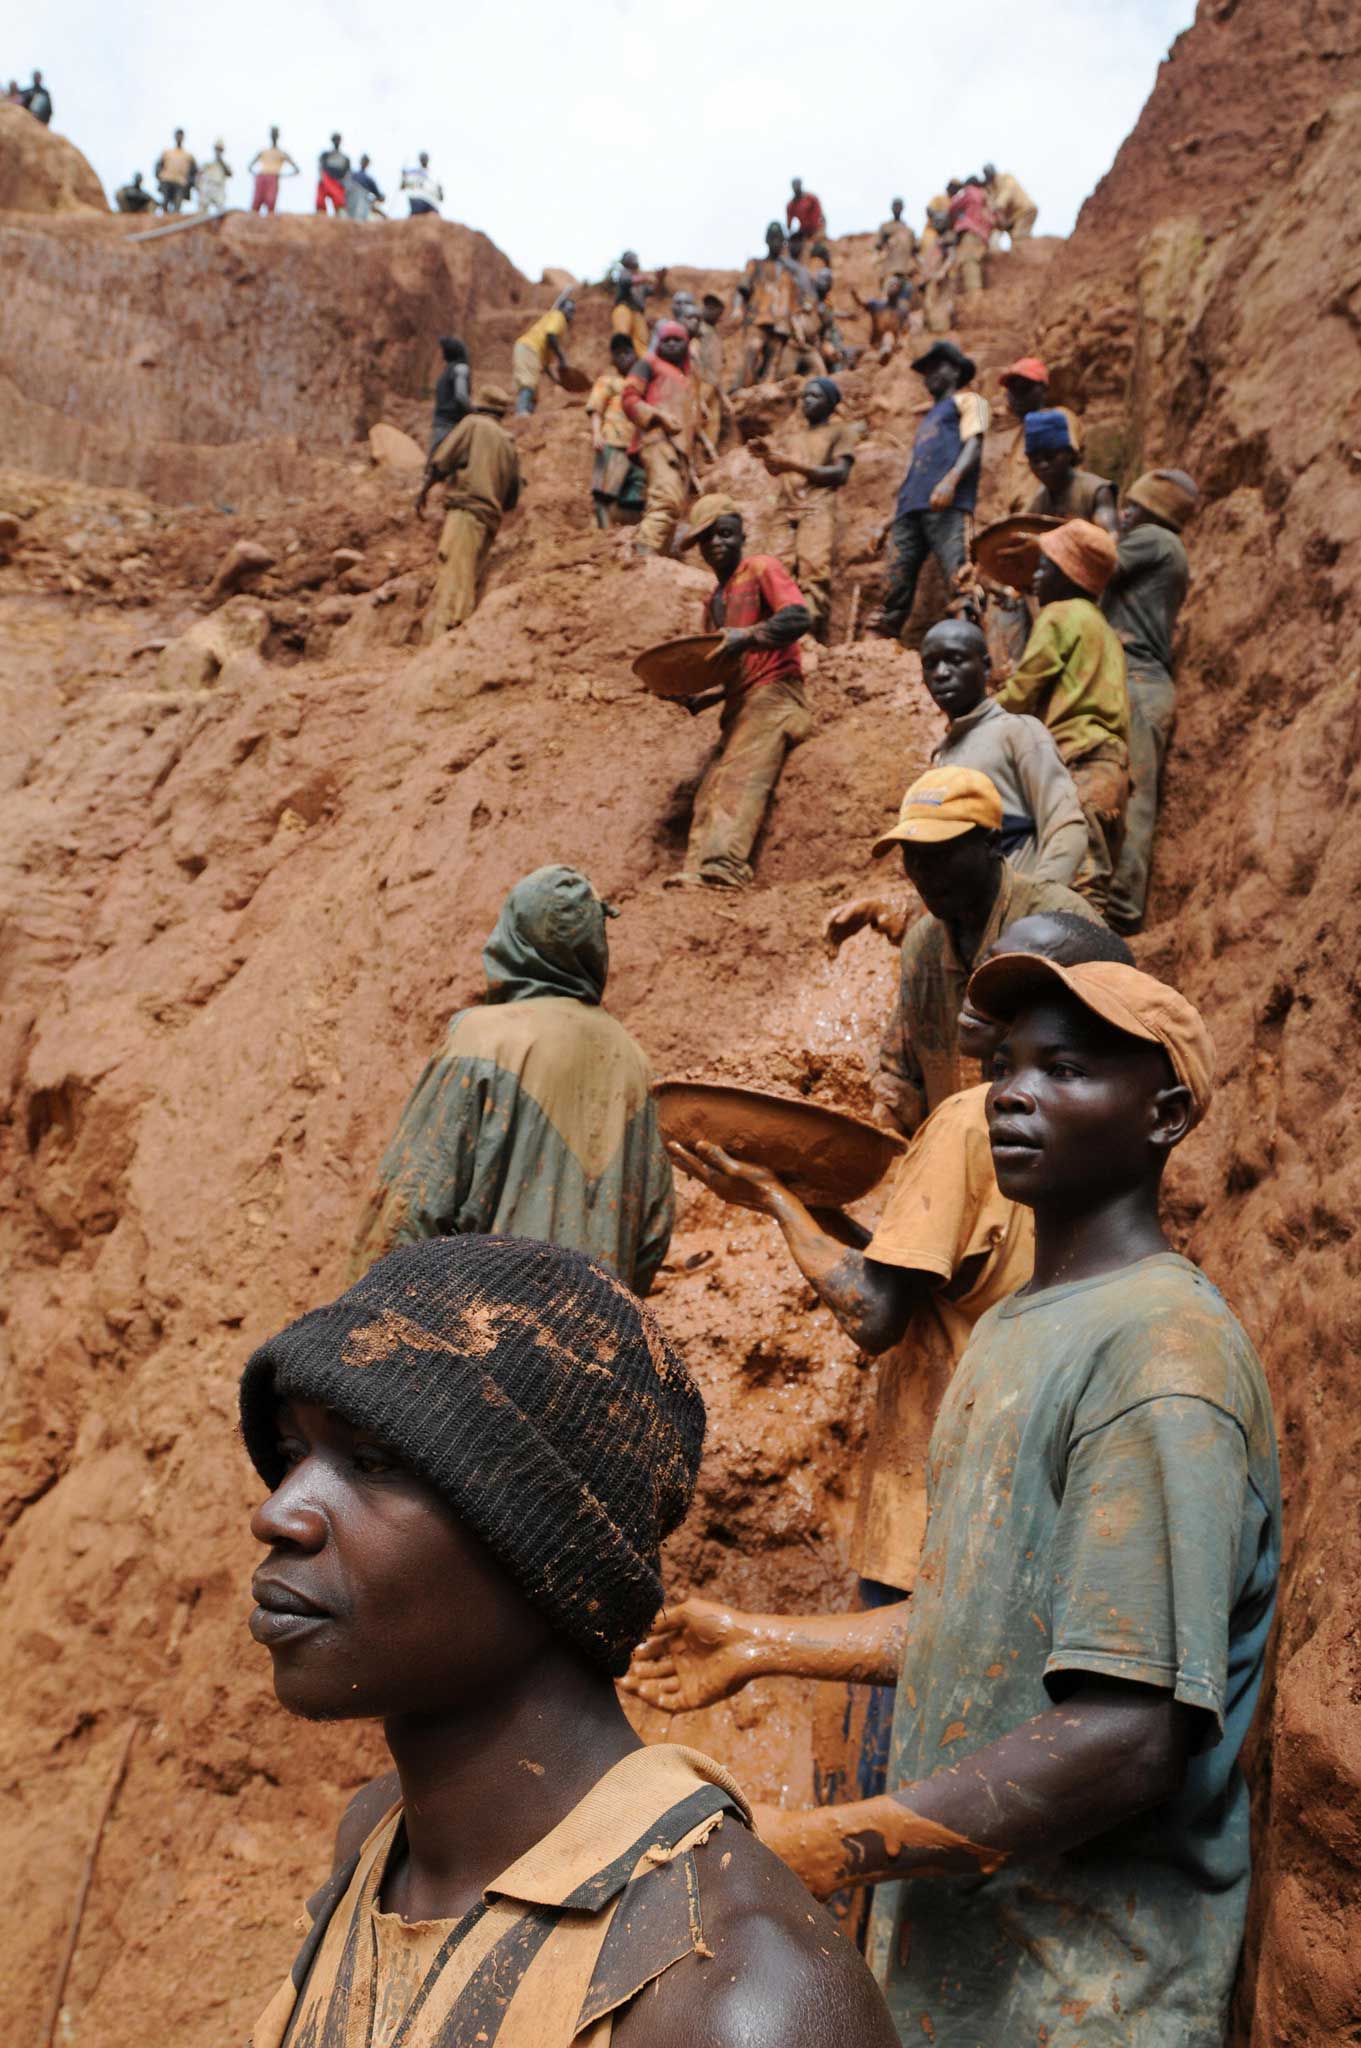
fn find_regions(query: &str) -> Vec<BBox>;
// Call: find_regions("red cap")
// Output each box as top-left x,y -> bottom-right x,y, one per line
1001,356 -> 1048,387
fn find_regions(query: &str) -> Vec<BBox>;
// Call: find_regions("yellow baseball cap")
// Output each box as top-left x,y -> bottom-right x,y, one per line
872,766 -> 1003,857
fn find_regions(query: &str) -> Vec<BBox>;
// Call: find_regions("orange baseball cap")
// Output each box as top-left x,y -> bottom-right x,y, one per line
1037,518 -> 1118,598
872,767 -> 1003,856
966,954 -> 1215,1125
1001,356 -> 1048,386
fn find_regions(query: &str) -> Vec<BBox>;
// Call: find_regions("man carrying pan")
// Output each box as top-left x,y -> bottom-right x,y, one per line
665,493 -> 813,890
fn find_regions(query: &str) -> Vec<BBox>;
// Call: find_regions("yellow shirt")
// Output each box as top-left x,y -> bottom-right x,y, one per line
586,371 -> 632,449
851,1084 -> 1034,1586
516,307 -> 568,364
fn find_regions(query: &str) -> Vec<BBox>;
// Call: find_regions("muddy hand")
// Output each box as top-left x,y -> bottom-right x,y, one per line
621,1596 -> 764,1711
666,1139 -> 778,1212
751,1803 -> 842,1898
823,894 -> 903,955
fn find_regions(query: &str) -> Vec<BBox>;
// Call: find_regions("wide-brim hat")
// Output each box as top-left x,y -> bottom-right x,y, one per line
910,339 -> 977,384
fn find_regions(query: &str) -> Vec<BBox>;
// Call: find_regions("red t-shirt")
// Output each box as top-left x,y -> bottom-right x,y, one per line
949,183 -> 994,240
704,554 -> 805,691
786,191 -> 826,237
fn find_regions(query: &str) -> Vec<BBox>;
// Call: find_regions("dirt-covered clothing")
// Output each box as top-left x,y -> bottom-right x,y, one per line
704,553 -> 806,694
895,391 -> 989,517
431,413 -> 520,528
620,352 -> 698,461
870,1254 -> 1280,2048
1103,520 -> 1189,681
252,1746 -> 750,2048
768,414 -> 862,628
990,406 -> 1084,517
998,596 -> 1129,767
877,861 -> 1097,1134
350,869 -> 673,1293
851,1084 -> 1032,1587
739,252 -> 812,335
1026,467 -> 1114,525
987,168 -> 1037,238
587,371 -> 634,450
930,696 -> 1087,884
1109,668 -> 1177,930
683,676 -> 811,888
876,217 -> 918,283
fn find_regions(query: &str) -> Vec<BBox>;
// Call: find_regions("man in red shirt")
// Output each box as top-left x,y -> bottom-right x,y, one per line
946,179 -> 995,294
620,320 -> 699,555
668,494 -> 813,888
786,177 -> 827,247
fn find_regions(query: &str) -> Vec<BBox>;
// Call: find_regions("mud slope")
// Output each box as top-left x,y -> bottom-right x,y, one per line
3,9 -> 1361,2041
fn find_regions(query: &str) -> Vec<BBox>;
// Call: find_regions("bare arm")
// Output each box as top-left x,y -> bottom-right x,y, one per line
668,1140 -> 925,1353
757,1677 -> 1194,1898
622,1594 -> 909,1711
928,431 -> 983,510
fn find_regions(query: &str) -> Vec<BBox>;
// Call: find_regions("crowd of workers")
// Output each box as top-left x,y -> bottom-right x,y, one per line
2,101 -> 1272,2043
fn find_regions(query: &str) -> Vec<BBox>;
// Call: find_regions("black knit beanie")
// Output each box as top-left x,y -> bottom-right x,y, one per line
239,1236 -> 704,1675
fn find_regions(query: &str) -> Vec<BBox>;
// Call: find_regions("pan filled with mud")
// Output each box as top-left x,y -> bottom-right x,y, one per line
653,1080 -> 904,1206
972,513 -> 1063,593
633,633 -> 740,698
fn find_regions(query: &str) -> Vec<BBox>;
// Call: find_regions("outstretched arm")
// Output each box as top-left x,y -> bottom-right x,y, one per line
623,1594 -> 909,1712
668,1140 -> 925,1353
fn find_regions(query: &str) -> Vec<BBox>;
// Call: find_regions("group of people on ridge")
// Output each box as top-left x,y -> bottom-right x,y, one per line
113,125 -> 444,220
227,156 -> 1276,2048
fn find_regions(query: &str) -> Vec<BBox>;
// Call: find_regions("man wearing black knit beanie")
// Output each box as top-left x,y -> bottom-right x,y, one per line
241,1235 -> 896,2048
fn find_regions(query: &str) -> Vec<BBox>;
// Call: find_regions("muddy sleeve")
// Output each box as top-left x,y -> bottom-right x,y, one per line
1045,1396 -> 1254,1737
996,613 -> 1065,717
368,1050 -> 505,1250
1013,723 -> 1089,885
875,980 -> 927,1136
633,1105 -> 677,1298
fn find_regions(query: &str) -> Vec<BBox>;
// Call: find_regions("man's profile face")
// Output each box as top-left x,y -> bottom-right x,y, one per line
700,514 -> 744,577
1031,554 -> 1070,606
249,1403 -> 555,1722
801,382 -> 834,424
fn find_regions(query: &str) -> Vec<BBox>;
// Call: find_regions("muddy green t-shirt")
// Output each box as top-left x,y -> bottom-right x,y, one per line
869,1254 -> 1280,2047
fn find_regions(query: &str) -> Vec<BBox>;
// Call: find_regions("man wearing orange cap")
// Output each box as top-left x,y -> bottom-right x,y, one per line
629,954 -> 1280,2048
620,320 -> 700,555
826,765 -> 1098,1132
996,519 -> 1130,912
991,357 -> 1083,518
668,495 -> 812,888
1104,468 -> 1200,930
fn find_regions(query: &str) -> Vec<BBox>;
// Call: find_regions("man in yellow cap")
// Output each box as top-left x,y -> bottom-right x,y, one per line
825,764 -> 1097,1132
1103,468 -> 1199,931
667,495 -> 812,889
418,385 -> 521,638
996,519 -> 1130,912
627,954 -> 1279,2048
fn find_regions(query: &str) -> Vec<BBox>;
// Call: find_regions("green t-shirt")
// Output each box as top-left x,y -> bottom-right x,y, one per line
1103,522 -> 1189,681
869,1253 -> 1280,2047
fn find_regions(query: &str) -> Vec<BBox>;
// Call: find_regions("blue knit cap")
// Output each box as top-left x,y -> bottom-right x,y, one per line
1025,408 -> 1074,455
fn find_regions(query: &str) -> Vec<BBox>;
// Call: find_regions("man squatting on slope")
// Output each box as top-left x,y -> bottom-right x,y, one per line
240,1235 -> 899,2048
631,953 -> 1280,2048
348,866 -> 674,1295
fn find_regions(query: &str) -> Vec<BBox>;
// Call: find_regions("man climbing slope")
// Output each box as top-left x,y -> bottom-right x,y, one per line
418,383 -> 520,636
349,865 -> 673,1295
669,494 -> 813,890
747,375 -> 862,635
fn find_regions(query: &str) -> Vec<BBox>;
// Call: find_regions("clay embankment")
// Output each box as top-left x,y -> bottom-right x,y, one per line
4,6 -> 1361,2033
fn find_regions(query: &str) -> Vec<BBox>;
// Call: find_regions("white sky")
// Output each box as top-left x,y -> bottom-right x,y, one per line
15,0 -> 1194,280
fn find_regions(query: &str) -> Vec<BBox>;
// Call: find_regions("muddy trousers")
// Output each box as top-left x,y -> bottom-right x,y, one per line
512,340 -> 543,415
1108,665 -> 1176,931
1069,750 -> 1130,917
425,508 -> 497,638
684,678 -> 812,886
636,439 -> 688,554
955,230 -> 988,293
772,500 -> 835,632
879,507 -> 967,637
1003,205 -> 1038,240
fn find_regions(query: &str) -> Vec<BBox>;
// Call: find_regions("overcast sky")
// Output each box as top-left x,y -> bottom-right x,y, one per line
16,0 -> 1194,280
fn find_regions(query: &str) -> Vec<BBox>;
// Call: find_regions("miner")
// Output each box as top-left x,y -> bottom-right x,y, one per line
629,955 -> 1279,2048
1024,410 -> 1117,531
511,293 -> 575,415
824,765 -> 1097,1132
249,128 -> 298,214
417,382 -> 520,637
871,341 -> 987,642
730,221 -> 817,388
242,1236 -> 899,2048
619,319 -> 698,555
997,519 -> 1131,912
669,494 -> 813,890
349,865 -> 673,1292
1104,467 -> 1200,931
587,332 -> 645,527
747,375 -> 861,634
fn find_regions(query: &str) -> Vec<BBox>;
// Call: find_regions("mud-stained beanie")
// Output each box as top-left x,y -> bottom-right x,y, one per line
239,1236 -> 705,1675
